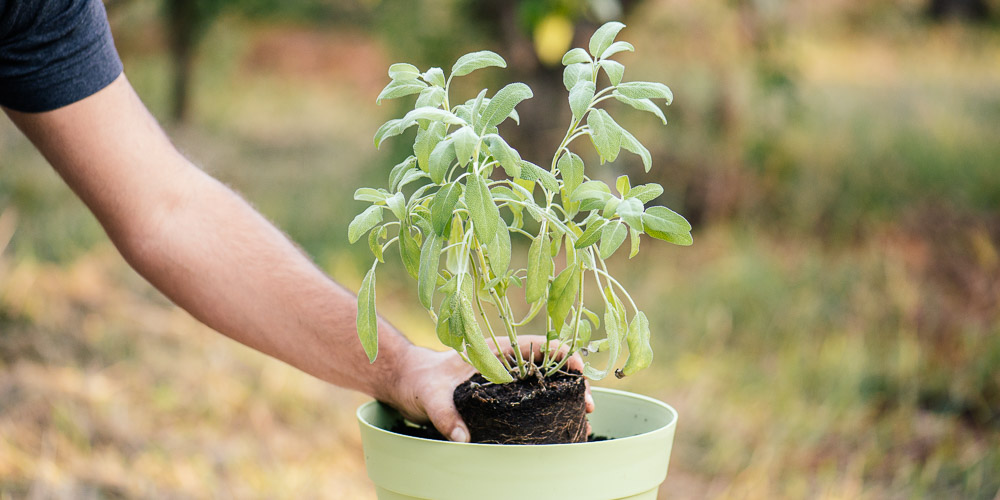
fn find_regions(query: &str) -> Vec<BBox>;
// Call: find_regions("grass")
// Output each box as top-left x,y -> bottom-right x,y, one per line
2,2 -> 1000,499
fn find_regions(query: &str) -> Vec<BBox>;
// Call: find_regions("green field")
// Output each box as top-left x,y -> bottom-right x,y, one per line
2,1 -> 999,498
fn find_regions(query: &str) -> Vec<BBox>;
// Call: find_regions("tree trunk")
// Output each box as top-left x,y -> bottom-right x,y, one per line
165,0 -> 199,124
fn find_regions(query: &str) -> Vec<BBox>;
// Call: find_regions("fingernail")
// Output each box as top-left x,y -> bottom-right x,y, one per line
450,427 -> 469,443
585,392 -> 595,408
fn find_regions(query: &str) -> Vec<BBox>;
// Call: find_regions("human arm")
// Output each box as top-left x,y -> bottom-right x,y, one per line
3,74 -> 481,439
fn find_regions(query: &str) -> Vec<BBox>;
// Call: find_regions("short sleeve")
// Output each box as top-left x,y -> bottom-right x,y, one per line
0,0 -> 123,113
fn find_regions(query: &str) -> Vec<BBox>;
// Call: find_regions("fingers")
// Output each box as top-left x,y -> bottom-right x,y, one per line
422,388 -> 470,443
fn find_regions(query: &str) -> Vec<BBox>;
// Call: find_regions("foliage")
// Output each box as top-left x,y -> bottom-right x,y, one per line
348,22 -> 690,383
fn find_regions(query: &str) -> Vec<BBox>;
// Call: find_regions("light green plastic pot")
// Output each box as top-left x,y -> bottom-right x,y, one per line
357,387 -> 677,500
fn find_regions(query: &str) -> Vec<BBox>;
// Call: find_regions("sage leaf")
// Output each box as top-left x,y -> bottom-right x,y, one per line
465,174 -> 500,245
547,264 -> 580,327
479,83 -> 533,132
587,109 -> 622,163
385,192 -> 406,220
600,60 -> 625,86
600,220 -> 628,259
627,183 -> 664,204
569,81 -> 596,122
615,175 -> 631,197
388,63 -> 420,80
415,86 -> 446,109
430,184 -> 461,236
452,126 -> 479,167
526,232 -> 552,303
399,226 -> 422,279
446,216 -> 464,274
374,118 -> 405,149
588,21 -> 626,59
570,180 -> 613,204
418,234 -> 443,309
612,92 -> 667,125
574,217 -> 607,248
348,205 -> 383,244
357,261 -> 379,363
458,294 -> 514,384
435,292 -> 464,350
629,227 -> 641,258
617,197 -> 644,229
486,223 -> 511,278
402,106 -> 465,127
643,206 -> 693,246
451,50 -> 507,78
615,81 -> 673,104
617,312 -> 652,378
354,188 -> 388,203
429,137 -> 456,184
414,121 -> 446,173
368,225 -> 386,262
422,67 -> 446,87
620,126 -> 652,172
483,134 -> 522,178
376,79 -> 427,104
557,151 -> 584,199
562,47 -> 591,65
563,62 -> 592,91
518,160 -> 559,193
583,304 -> 624,380
600,40 -> 634,60
389,156 -> 418,191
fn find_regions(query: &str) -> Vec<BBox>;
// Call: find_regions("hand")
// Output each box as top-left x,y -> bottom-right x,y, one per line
382,336 -> 594,443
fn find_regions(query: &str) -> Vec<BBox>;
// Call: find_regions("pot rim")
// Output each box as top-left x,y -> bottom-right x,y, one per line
356,386 -> 677,448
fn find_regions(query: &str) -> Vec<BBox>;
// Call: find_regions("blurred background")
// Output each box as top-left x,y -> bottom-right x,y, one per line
2,0 -> 999,498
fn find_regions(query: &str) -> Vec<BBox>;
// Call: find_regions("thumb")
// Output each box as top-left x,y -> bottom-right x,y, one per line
423,390 -> 470,443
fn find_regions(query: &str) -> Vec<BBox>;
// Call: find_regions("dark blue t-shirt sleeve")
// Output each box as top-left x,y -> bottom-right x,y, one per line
0,0 -> 123,113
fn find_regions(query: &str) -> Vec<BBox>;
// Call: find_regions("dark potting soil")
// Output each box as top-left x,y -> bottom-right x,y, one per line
453,369 -> 589,444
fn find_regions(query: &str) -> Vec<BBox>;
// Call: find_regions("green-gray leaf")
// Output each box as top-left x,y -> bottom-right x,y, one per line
620,126 -> 652,172
430,184 -> 461,236
628,227 -> 641,259
557,152 -> 584,199
376,79 -> 427,104
422,67 -> 446,87
575,217 -> 607,248
617,197 -> 644,229
486,223 -> 510,278
517,161 -> 559,193
429,137 -> 456,184
389,63 -> 420,80
415,86 -> 446,108
588,21 -> 626,59
615,175 -> 631,197
617,312 -> 652,378
348,205 -> 383,244
563,63 -> 593,91
600,60 -> 625,86
385,192 -> 406,220
587,109 -> 622,163
451,50 -> 507,78
436,292 -> 464,350
615,81 -> 673,104
402,106 -> 466,127
643,206 -> 693,246
600,220 -> 628,259
368,225 -> 386,262
526,232 -> 552,303
612,92 -> 667,125
479,83 -> 533,132
570,180 -> 613,203
374,118 -> 405,149
547,264 -> 580,327
399,226 -> 422,279
627,183 -> 664,204
562,47 -> 591,65
483,134 -> 522,178
600,41 -> 634,60
417,234 -> 443,309
452,126 -> 479,167
357,261 -> 379,363
389,156 -> 418,191
569,81 -> 596,122
465,174 -> 500,245
354,188 -> 388,203
458,294 -> 514,384
414,122 -> 446,173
